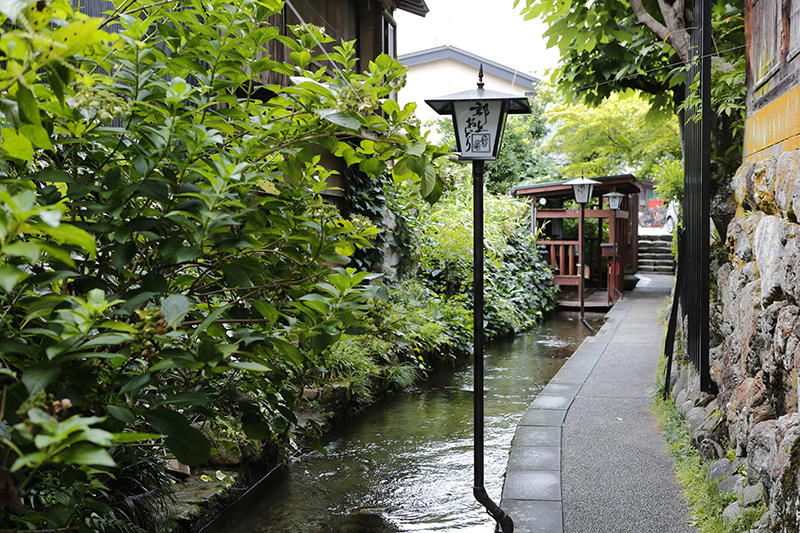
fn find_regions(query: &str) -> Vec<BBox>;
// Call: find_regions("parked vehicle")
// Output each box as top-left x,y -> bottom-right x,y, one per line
662,202 -> 679,232
639,201 -> 679,230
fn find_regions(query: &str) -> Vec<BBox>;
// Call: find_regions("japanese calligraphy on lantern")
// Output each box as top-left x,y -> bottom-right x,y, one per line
453,99 -> 503,160
464,102 -> 491,154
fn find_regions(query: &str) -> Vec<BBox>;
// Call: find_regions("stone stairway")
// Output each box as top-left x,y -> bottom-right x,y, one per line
638,233 -> 675,274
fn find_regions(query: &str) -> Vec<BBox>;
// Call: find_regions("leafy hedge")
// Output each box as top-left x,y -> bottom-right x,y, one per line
412,175 -> 558,341
0,0 -> 448,530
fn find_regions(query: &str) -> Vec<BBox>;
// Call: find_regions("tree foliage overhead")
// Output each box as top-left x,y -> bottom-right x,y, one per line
541,92 -> 681,178
483,112 -> 560,194
517,0 -> 746,232
515,0 -> 745,118
0,0 -> 448,529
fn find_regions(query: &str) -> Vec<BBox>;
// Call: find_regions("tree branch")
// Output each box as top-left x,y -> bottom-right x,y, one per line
628,0 -> 692,63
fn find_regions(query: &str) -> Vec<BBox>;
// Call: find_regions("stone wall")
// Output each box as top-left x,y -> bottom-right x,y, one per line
670,150 -> 800,531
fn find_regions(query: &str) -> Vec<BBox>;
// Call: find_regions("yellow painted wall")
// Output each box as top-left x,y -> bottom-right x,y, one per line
744,84 -> 800,163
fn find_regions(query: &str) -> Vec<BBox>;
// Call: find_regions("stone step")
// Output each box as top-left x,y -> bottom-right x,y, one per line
639,234 -> 672,242
638,262 -> 674,268
638,233 -> 675,274
638,241 -> 673,250
638,249 -> 674,256
639,257 -> 675,265
638,265 -> 675,273
639,252 -> 675,261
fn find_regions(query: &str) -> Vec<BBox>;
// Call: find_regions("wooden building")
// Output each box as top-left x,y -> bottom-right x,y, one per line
512,175 -> 642,307
744,0 -> 800,160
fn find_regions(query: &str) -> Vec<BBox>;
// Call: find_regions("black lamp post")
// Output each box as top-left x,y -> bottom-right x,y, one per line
426,66 -> 530,533
603,192 -> 625,301
565,175 -> 600,334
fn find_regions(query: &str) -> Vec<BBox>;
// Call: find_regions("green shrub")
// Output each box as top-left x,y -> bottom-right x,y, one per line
411,176 -> 557,341
315,282 -> 473,406
0,0 -> 448,529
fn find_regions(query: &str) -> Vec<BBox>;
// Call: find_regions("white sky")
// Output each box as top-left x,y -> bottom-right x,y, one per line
394,0 -> 560,79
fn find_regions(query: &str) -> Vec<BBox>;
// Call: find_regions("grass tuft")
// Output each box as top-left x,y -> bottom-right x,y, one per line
653,381 -> 766,532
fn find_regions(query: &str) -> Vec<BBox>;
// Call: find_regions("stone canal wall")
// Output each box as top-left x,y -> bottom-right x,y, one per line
672,150 -> 800,532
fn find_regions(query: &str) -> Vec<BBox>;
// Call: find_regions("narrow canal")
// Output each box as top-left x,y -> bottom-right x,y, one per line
217,311 -> 600,532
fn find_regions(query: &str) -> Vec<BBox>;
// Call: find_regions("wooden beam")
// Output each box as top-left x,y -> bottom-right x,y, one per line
554,275 -> 581,286
535,209 -> 628,219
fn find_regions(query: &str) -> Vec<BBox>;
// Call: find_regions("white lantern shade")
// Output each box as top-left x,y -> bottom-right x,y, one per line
565,176 -> 600,205
604,192 -> 625,210
451,99 -> 506,160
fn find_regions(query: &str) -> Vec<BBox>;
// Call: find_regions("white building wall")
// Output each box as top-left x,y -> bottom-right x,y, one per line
397,57 -> 534,130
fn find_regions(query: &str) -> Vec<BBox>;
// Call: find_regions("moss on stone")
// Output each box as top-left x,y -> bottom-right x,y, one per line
774,435 -> 800,532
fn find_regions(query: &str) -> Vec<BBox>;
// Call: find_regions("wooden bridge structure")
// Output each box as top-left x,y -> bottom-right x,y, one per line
512,175 -> 642,308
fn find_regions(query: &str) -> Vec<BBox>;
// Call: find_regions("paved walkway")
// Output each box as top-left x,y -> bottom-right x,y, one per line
498,274 -> 696,533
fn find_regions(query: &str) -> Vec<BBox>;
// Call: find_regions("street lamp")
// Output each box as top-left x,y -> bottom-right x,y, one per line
565,175 -> 600,334
603,192 -> 625,302
426,66 -> 530,533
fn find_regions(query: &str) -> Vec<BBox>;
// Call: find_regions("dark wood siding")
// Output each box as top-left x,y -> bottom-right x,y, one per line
747,0 -> 800,109
80,0 -> 389,88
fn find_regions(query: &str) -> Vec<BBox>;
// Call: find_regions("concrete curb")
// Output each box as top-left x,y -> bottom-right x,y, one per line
497,300 -> 634,533
498,274 -> 693,533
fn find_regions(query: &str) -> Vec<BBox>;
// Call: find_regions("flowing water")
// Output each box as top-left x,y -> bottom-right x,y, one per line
216,311 -> 600,533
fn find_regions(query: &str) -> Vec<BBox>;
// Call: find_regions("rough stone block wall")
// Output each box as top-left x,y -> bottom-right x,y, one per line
672,151 -> 800,531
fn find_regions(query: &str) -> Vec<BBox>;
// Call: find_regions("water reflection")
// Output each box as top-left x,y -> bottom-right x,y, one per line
218,312 -> 599,532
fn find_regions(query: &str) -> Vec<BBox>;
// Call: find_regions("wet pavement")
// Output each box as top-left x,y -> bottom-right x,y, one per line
499,273 -> 696,533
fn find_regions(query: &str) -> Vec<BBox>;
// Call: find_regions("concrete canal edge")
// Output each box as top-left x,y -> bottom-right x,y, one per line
497,297 -> 634,533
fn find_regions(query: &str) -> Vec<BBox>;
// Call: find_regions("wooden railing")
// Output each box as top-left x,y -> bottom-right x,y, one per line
537,240 -> 580,285
537,238 -> 605,287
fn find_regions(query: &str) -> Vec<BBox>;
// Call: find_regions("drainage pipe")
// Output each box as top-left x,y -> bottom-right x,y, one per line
472,160 -> 514,533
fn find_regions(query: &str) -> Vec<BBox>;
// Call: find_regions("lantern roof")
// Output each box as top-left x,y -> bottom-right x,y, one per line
511,174 -> 642,199
425,87 -> 531,116
426,65 -> 531,116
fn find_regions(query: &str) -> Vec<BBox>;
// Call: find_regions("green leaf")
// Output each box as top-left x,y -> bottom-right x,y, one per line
16,85 -> 41,127
156,392 -> 209,406
289,50 -> 312,68
20,124 -> 52,150
0,0 -> 36,22
162,294 -> 192,329
358,157 -> 386,177
420,164 -> 437,198
10,451 -> 49,472
29,222 -> 96,258
423,176 -> 443,205
252,300 -> 278,323
228,361 -> 270,372
221,263 -> 251,288
81,333 -> 132,348
112,432 -> 162,443
30,168 -> 72,183
145,409 -> 211,466
22,361 -> 61,395
273,338 -> 305,367
0,265 -> 24,292
50,18 -> 104,58
405,140 -> 427,157
191,304 -> 231,340
107,405 -> 136,424
317,109 -> 360,131
241,412 -> 269,440
58,443 -> 116,467
47,63 -> 71,106
334,240 -> 355,256
382,99 -> 400,116
119,372 -> 152,394
290,76 -> 334,99
1,129 -> 33,161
